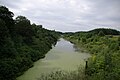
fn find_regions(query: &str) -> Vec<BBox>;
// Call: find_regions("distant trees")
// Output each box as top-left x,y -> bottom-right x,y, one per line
89,28 -> 120,35
98,31 -> 105,36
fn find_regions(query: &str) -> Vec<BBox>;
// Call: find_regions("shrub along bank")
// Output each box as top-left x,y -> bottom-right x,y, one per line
63,28 -> 120,80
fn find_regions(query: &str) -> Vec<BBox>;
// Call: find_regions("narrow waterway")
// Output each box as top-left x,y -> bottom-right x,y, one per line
17,38 -> 90,80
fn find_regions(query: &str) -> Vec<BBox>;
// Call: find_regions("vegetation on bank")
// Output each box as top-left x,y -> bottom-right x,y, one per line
37,28 -> 120,80
38,67 -> 85,80
1,5 -> 120,80
64,28 -> 120,80
0,6 -> 60,80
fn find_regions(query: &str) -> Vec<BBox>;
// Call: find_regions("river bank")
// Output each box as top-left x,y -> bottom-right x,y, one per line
17,38 -> 90,80
63,30 -> 120,80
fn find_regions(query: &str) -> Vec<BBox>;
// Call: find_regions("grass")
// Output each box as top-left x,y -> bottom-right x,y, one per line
38,67 -> 86,80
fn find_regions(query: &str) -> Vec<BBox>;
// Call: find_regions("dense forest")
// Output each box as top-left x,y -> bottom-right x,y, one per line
64,28 -> 120,80
0,6 -> 59,80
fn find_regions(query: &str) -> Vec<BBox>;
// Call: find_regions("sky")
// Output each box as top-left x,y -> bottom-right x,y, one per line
0,0 -> 120,32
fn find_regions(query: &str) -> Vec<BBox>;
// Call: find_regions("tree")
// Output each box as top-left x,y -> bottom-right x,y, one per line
15,16 -> 35,44
0,6 -> 14,32
0,6 -> 59,80
15,16 -> 34,37
0,19 -> 17,58
98,31 -> 105,36
0,6 -> 17,58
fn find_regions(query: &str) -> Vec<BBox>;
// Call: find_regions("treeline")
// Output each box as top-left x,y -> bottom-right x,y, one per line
64,28 -> 120,80
0,6 -> 59,80
89,28 -> 120,35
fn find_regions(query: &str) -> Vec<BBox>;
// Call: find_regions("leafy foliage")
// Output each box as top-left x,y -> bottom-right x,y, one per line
0,6 -> 59,80
63,28 -> 120,80
38,67 -> 85,80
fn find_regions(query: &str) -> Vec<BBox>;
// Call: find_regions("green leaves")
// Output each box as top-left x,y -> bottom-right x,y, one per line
64,28 -> 120,80
0,6 -> 59,80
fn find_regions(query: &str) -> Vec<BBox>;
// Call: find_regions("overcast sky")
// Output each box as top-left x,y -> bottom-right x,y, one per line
0,0 -> 120,32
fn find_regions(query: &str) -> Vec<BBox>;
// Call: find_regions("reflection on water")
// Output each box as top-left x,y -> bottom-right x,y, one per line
17,38 -> 90,80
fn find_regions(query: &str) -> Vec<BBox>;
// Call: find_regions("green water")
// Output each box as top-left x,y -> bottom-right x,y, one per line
17,38 -> 90,80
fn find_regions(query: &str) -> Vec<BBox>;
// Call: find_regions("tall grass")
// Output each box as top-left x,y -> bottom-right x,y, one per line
38,67 -> 86,80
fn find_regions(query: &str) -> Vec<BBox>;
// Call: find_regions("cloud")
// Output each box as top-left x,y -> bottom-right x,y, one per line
0,0 -> 120,32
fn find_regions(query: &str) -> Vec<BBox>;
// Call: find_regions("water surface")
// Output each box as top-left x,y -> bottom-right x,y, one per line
17,38 -> 90,80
